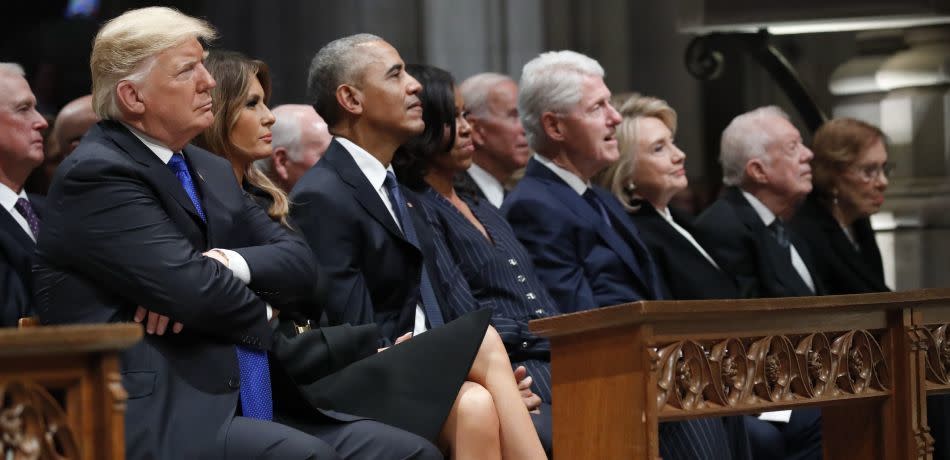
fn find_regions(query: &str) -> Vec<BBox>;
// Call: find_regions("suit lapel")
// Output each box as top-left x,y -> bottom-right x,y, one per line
527,161 -> 649,292
185,146 -> 230,246
0,210 -> 33,249
726,188 -> 813,296
595,188 -> 662,299
99,121 -> 206,227
324,140 -> 408,244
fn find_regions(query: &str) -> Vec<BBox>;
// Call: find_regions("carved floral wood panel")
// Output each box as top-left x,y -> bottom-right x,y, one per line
0,381 -> 79,460
655,330 -> 890,414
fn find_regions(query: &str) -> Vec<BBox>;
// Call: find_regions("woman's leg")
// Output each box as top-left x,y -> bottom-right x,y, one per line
466,326 -> 546,459
439,381 -> 501,460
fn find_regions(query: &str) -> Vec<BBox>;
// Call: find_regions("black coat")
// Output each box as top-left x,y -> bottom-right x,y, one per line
630,202 -> 740,300
790,193 -> 889,294
290,139 -> 454,345
288,138 -> 489,442
0,194 -> 43,327
33,121 -> 324,458
693,187 -> 824,298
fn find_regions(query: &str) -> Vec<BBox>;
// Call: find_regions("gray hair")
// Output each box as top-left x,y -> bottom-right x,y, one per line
459,72 -> 514,118
307,33 -> 383,127
0,62 -> 25,78
518,50 -> 605,152
255,105 -> 305,174
90,7 -> 216,120
720,106 -> 790,186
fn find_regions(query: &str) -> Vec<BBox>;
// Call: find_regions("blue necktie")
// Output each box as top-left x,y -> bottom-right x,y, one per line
582,188 -> 613,229
383,171 -> 445,328
167,153 -> 273,420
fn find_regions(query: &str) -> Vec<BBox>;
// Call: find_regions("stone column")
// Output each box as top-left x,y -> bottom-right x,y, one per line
830,26 -> 950,290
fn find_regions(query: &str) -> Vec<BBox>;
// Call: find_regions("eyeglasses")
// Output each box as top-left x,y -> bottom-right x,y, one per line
850,162 -> 895,182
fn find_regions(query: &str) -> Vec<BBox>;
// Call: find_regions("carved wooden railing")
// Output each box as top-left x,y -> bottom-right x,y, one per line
530,288 -> 950,459
0,324 -> 141,459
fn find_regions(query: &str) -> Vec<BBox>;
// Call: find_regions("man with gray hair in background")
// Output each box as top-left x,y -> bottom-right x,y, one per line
255,104 -> 330,193
694,106 -> 822,460
502,49 -> 744,459
0,62 -> 48,327
456,72 -> 531,207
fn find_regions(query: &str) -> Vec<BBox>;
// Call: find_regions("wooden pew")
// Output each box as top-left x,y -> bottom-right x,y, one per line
530,288 -> 950,459
0,324 -> 142,459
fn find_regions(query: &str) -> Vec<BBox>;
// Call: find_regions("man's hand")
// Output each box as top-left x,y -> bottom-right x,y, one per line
134,306 -> 183,335
203,249 -> 229,267
377,331 -> 413,353
514,365 -> 542,413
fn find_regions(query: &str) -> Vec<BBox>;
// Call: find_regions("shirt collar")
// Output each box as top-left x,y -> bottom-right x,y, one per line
121,122 -> 175,164
466,163 -> 505,206
335,136 -> 393,190
741,189 -> 777,226
0,182 -> 28,214
534,153 -> 589,196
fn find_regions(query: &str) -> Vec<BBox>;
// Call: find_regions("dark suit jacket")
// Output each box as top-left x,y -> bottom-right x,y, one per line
790,193 -> 889,294
501,157 -> 663,312
289,139 -> 450,345
33,120 -> 319,459
693,186 -> 823,298
0,194 -> 43,327
417,187 -> 555,401
630,202 -> 740,300
453,170 -> 489,202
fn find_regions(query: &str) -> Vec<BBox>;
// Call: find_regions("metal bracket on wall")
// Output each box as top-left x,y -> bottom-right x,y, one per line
684,30 -> 828,134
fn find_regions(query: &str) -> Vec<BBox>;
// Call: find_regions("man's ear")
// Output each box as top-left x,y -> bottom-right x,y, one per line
115,80 -> 146,116
470,119 -> 486,147
272,147 -> 290,181
541,112 -> 565,142
336,84 -> 363,116
746,158 -> 769,185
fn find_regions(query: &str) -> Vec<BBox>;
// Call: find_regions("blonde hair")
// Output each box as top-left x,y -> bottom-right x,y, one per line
193,50 -> 290,227
90,7 -> 216,120
593,94 -> 677,212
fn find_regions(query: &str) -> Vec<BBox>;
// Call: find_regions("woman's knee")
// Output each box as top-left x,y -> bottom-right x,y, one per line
456,382 -> 499,431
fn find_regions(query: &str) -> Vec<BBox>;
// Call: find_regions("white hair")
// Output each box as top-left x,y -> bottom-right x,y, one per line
0,62 -> 25,78
90,7 -> 216,120
720,106 -> 790,186
518,50 -> 605,152
256,106 -> 305,174
459,72 -> 514,118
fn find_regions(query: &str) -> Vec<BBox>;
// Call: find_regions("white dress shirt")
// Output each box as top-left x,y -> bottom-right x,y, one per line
466,163 -> 505,208
657,206 -> 720,270
124,124 -> 269,319
335,137 -> 428,336
0,183 -> 35,241
534,153 -> 589,195
741,190 -> 816,293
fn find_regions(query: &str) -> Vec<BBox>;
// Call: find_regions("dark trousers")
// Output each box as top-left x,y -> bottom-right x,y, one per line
226,415 -> 443,460
745,408 -> 822,460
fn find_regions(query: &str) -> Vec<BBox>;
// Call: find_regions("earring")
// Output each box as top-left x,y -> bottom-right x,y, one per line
832,188 -> 839,207
624,182 -> 636,192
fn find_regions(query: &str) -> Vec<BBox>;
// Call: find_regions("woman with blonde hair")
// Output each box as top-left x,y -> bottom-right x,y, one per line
593,94 -> 755,460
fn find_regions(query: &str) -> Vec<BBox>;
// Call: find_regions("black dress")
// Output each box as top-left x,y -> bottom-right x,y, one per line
244,183 -> 490,443
791,193 -> 950,458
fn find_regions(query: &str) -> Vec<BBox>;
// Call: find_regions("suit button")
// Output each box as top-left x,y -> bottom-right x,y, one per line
521,341 -> 529,349
525,292 -> 536,300
508,258 -> 518,266
228,377 -> 240,389
516,275 -> 526,283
